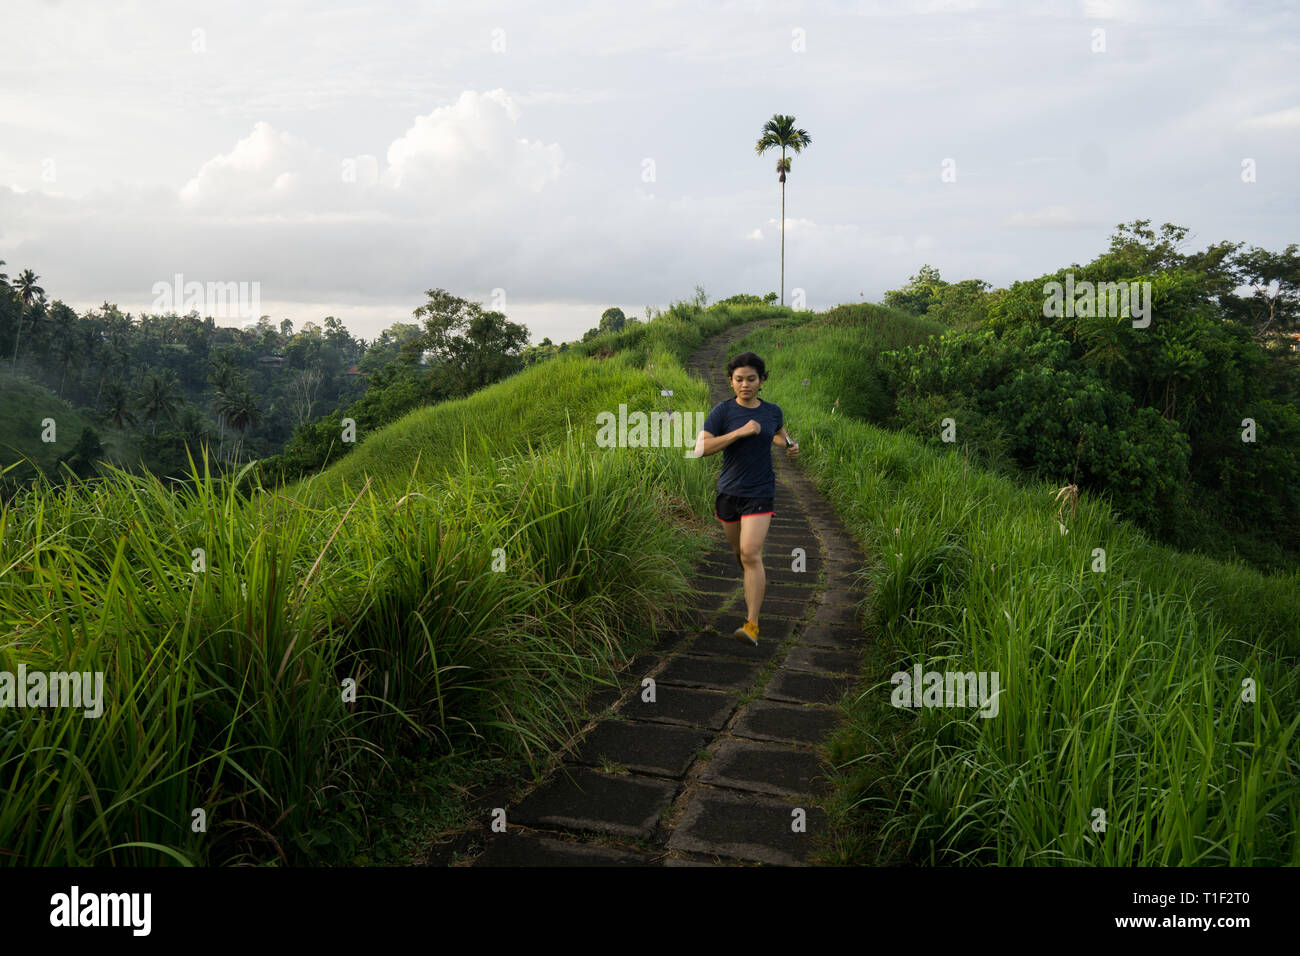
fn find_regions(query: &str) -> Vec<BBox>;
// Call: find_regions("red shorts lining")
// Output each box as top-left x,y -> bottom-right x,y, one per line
714,511 -> 774,523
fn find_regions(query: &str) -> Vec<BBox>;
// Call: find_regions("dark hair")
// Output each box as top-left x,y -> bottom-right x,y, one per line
726,352 -> 767,382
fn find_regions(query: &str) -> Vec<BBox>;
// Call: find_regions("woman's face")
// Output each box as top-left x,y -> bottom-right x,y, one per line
730,366 -> 762,399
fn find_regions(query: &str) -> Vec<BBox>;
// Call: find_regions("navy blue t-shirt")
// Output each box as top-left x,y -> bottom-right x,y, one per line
701,398 -> 784,498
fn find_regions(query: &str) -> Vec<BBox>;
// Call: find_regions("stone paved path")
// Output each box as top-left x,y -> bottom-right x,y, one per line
469,320 -> 871,866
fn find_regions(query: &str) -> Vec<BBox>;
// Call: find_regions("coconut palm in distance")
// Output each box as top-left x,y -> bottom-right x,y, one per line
10,268 -> 46,374
137,368 -> 182,436
218,386 -> 261,465
755,115 -> 812,307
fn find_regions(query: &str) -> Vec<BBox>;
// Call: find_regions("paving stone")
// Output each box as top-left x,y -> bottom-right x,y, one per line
760,599 -> 808,620
769,539 -> 813,550
763,584 -> 814,602
653,628 -> 690,651
784,645 -> 861,675
510,767 -> 678,839
585,684 -> 623,714
766,536 -> 813,550
683,604 -> 724,624
700,739 -> 828,797
476,833 -> 654,867
667,789 -> 827,865
764,670 -> 854,706
818,588 -> 866,609
704,549 -> 742,561
686,629 -> 782,662
798,624 -> 864,649
761,594 -> 813,612
824,575 -> 870,592
620,685 -> 737,729
749,616 -> 795,643
766,543 -> 806,552
628,654 -> 659,676
656,655 -> 762,691
822,543 -> 864,558
732,700 -> 842,745
764,567 -> 816,582
572,720 -> 710,778
694,575 -> 739,595
767,567 -> 821,585
813,603 -> 861,627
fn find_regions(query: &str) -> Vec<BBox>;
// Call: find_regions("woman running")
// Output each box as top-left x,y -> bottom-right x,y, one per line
694,351 -> 799,645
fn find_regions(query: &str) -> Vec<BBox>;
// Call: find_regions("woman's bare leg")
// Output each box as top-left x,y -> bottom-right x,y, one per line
739,514 -> 771,624
721,518 -> 743,567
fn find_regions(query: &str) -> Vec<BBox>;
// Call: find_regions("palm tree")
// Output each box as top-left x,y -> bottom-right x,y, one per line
207,359 -> 242,449
137,369 -> 181,435
176,403 -> 213,446
754,115 -> 812,307
102,382 -> 137,431
94,305 -> 132,404
10,268 -> 45,373
218,387 -> 261,464
50,308 -> 87,398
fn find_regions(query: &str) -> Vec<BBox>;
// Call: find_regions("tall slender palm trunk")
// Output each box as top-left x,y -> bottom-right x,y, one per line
755,115 -> 810,308
11,316 -> 23,374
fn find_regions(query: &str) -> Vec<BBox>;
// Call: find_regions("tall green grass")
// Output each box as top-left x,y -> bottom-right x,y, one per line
752,303 -> 944,425
736,310 -> 1300,865
0,300 -> 762,865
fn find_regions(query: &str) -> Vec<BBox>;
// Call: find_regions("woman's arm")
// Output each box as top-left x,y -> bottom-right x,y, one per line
695,420 -> 760,457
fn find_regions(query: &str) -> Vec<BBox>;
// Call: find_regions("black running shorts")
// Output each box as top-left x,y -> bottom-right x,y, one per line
714,491 -> 775,523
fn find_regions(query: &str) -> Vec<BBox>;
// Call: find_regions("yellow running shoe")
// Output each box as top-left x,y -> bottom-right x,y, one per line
733,620 -> 759,645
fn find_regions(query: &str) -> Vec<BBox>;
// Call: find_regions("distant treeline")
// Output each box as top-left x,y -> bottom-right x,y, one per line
0,271 -> 653,498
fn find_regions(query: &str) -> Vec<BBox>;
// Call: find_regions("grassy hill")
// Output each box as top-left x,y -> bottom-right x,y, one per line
0,374 -> 134,488
730,303 -> 1300,865
1,296 -> 1295,866
0,298 -> 783,865
283,300 -> 774,505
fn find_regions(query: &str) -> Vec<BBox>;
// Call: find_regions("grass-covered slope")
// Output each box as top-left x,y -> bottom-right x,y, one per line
0,375 -> 133,487
285,300 -> 776,505
7,292 -> 1290,868
0,299 -> 781,865
735,303 -> 1300,865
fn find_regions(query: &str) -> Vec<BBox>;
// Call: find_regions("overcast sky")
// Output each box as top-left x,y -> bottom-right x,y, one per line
1,0 -> 1296,346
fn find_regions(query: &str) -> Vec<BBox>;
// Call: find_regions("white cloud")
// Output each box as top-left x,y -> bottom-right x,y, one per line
179,121 -> 325,211
383,90 -> 565,201
172,89 -> 567,224
1002,206 -> 1096,229
511,89 -> 620,107
1240,105 -> 1300,129
767,216 -> 818,234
